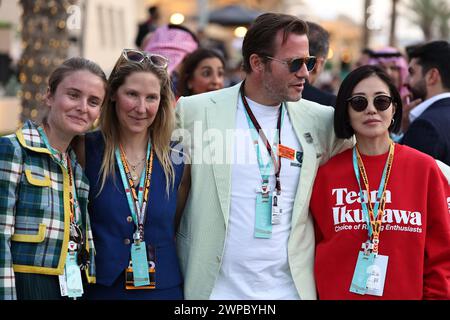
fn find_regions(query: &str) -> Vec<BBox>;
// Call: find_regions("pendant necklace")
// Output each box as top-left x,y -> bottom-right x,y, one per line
127,156 -> 145,182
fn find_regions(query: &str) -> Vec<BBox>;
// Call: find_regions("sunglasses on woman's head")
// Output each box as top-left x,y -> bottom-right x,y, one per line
265,55 -> 317,72
347,95 -> 393,112
122,49 -> 168,69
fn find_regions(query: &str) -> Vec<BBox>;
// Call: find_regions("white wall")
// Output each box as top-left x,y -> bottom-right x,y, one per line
0,1 -> 21,61
0,1 -> 20,24
83,0 -> 139,76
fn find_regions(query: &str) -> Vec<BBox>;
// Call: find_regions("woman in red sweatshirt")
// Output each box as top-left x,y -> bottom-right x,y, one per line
310,65 -> 450,299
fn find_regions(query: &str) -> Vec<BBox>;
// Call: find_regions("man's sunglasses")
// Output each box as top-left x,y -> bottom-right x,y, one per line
347,95 -> 393,112
265,56 -> 317,72
122,49 -> 168,69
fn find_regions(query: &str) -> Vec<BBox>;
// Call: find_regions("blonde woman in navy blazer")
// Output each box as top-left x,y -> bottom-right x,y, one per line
77,49 -> 185,299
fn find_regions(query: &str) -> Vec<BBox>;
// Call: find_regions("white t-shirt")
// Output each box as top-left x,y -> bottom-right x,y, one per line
209,97 -> 302,300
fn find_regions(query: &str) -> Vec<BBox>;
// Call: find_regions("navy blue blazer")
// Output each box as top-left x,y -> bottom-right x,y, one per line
84,131 -> 184,291
302,82 -> 336,107
402,97 -> 450,166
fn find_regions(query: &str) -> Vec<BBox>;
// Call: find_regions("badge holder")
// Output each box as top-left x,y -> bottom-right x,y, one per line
271,191 -> 282,225
59,238 -> 84,299
349,250 -> 376,295
125,241 -> 156,290
254,184 -> 272,239
349,241 -> 389,296
60,241 -> 84,299
365,254 -> 388,296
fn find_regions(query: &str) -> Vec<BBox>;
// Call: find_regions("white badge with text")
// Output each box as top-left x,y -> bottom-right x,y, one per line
365,254 -> 388,296
271,191 -> 282,225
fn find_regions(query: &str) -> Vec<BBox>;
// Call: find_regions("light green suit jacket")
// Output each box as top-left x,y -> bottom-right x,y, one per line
175,83 -> 353,300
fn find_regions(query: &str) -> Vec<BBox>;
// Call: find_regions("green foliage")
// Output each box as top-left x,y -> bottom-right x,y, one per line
0,21 -> 12,29
404,0 -> 450,40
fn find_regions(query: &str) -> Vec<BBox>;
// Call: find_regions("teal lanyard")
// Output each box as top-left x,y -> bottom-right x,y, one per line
115,142 -> 151,231
352,145 -> 391,238
240,85 -> 286,192
243,110 -> 285,177
37,126 -> 67,168
38,126 -> 79,224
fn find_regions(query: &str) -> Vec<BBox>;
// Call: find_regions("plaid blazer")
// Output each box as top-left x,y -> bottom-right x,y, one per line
0,121 -> 95,300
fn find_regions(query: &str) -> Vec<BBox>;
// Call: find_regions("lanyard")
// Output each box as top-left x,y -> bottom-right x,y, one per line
352,141 -> 394,254
240,83 -> 285,193
37,126 -> 68,168
38,126 -> 79,225
66,157 -> 78,225
115,142 -> 153,241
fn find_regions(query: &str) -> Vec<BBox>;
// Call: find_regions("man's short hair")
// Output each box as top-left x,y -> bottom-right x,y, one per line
242,13 -> 308,74
306,21 -> 330,59
408,40 -> 450,89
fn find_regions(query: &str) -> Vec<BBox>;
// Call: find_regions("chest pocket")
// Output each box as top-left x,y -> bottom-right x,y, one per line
18,168 -> 51,208
12,223 -> 47,243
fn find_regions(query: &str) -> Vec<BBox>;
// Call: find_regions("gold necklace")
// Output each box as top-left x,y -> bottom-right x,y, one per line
126,157 -> 146,182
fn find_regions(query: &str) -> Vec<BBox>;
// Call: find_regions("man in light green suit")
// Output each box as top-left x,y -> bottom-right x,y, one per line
174,13 -> 353,300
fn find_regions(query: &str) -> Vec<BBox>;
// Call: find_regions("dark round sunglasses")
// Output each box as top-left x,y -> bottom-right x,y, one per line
265,56 -> 316,72
347,95 -> 393,112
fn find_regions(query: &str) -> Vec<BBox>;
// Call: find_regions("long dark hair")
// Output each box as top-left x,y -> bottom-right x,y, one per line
334,65 -> 403,139
177,48 -> 225,97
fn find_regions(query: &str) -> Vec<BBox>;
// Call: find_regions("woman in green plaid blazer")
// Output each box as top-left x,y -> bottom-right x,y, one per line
0,58 -> 107,300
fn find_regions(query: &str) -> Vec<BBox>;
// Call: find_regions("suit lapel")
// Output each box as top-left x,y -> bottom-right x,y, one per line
205,84 -> 241,224
286,101 -> 318,227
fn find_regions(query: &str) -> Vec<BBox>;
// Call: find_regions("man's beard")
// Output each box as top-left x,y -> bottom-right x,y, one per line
409,80 -> 427,101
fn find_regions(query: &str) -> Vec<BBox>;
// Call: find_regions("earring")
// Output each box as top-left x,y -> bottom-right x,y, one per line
391,118 -> 395,126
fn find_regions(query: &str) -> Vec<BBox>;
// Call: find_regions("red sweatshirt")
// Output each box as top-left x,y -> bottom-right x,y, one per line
310,143 -> 450,300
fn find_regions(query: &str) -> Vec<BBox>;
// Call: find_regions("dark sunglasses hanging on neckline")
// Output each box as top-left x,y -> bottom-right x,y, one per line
347,95 -> 393,112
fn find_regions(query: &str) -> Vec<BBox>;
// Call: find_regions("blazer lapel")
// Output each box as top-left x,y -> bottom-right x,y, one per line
285,101 -> 319,227
205,83 -> 241,224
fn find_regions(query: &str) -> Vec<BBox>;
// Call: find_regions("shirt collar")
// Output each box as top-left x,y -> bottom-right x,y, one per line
409,92 -> 450,123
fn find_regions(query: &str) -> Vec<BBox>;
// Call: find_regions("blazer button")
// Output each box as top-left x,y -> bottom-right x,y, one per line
124,238 -> 131,245
126,216 -> 133,223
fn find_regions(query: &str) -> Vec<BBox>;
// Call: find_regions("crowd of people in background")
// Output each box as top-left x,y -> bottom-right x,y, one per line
1,9 -> 450,301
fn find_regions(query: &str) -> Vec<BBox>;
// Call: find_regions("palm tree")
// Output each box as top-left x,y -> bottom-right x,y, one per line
19,0 -> 73,123
389,0 -> 400,47
362,0 -> 372,48
436,2 -> 450,40
404,0 -> 438,41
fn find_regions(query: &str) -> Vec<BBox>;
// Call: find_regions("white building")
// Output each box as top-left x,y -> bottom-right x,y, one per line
79,0 -> 141,75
